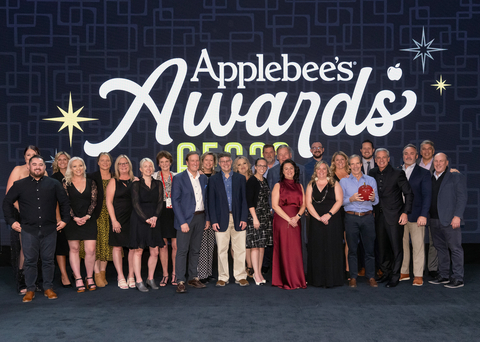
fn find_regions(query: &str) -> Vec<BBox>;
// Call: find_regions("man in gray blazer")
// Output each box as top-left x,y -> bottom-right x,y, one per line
428,153 -> 467,288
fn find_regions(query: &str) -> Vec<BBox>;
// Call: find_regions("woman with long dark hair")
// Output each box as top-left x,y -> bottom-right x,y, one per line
271,159 -> 306,290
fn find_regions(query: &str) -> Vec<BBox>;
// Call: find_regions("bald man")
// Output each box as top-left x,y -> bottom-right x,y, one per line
428,153 -> 467,288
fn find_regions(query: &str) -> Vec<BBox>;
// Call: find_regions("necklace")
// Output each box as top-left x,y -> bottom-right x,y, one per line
312,182 -> 328,204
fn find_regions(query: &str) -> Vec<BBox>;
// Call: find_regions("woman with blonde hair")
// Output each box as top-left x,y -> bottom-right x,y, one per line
63,157 -> 98,292
51,151 -> 72,288
331,151 -> 354,279
233,156 -> 254,277
106,155 -> 136,289
129,158 -> 164,292
305,161 -> 344,287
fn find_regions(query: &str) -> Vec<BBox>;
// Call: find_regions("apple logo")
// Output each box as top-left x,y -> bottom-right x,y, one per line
387,63 -> 402,81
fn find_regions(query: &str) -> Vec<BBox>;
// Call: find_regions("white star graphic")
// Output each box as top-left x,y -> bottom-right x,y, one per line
400,27 -> 447,73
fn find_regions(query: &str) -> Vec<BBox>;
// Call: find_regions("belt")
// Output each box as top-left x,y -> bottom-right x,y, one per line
346,210 -> 372,217
194,210 -> 205,215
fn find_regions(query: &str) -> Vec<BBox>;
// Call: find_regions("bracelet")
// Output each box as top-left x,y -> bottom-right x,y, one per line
297,214 -> 301,218
328,212 -> 333,216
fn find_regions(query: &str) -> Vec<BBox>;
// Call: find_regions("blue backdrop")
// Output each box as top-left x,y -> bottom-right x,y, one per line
1,0 -> 479,242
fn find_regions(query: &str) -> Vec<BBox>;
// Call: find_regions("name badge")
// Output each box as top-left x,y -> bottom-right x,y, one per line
166,198 -> 172,209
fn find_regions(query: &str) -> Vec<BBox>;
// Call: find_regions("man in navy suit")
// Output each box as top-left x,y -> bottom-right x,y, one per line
370,148 -> 413,287
428,153 -> 467,288
172,151 -> 209,293
208,152 -> 249,287
416,139 -> 438,278
399,144 -> 432,286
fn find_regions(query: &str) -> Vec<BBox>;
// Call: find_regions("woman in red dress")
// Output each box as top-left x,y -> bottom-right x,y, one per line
271,159 -> 306,289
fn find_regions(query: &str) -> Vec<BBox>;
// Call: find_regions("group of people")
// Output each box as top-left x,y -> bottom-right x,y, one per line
2,139 -> 467,303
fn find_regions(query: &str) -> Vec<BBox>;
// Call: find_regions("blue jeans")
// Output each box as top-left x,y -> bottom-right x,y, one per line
21,229 -> 57,292
345,213 -> 376,279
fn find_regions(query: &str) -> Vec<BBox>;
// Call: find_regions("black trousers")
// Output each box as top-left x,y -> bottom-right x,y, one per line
375,213 -> 404,282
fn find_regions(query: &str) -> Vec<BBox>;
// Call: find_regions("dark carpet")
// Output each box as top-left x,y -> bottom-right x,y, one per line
1,263 -> 480,342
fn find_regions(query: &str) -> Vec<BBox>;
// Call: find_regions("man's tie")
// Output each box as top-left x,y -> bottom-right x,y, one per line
367,161 -> 371,173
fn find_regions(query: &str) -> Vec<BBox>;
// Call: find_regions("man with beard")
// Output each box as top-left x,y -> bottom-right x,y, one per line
369,148 -> 413,287
360,140 -> 376,174
3,155 -> 70,302
399,144 -> 432,286
416,139 -> 438,278
304,142 -> 324,179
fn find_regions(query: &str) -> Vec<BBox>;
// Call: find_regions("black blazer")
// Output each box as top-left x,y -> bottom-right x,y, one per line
369,164 -> 413,226
88,170 -> 113,221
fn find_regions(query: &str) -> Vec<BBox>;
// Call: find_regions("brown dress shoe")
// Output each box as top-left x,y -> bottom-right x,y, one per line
215,280 -> 228,287
369,278 -> 378,288
176,282 -> 187,293
235,279 -> 250,287
358,268 -> 365,277
187,278 -> 206,289
23,291 -> 35,303
348,279 -> 357,288
413,277 -> 423,286
44,289 -> 58,299
400,273 -> 410,281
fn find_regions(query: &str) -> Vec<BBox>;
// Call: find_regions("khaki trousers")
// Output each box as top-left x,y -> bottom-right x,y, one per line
401,221 -> 425,277
215,214 -> 247,282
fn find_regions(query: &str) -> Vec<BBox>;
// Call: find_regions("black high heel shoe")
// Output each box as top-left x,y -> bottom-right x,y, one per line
85,277 -> 97,291
75,278 -> 85,293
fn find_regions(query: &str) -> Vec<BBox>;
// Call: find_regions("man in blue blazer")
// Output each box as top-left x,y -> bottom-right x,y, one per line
428,153 -> 467,288
172,151 -> 209,293
208,152 -> 249,286
399,144 -> 432,286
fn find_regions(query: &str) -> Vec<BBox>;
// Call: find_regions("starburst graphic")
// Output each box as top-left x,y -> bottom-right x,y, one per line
431,75 -> 451,96
400,27 -> 447,73
44,93 -> 97,146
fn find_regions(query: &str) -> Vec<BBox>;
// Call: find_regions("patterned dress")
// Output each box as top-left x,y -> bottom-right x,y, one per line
80,179 -> 113,260
246,177 -> 273,248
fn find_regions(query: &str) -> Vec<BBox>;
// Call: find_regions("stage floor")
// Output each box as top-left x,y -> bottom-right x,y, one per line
1,264 -> 479,341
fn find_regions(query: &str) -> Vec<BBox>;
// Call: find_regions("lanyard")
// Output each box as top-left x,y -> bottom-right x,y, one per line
160,172 -> 173,198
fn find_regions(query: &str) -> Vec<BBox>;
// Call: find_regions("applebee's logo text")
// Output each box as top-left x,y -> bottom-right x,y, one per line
84,49 -> 417,158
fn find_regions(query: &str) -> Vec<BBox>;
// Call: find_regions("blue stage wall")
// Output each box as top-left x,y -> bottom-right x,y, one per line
1,1 -> 479,242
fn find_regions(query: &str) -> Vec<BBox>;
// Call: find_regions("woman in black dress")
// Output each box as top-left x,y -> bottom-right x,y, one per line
246,158 -> 273,285
106,155 -> 135,290
51,151 -> 71,287
63,157 -> 98,292
130,158 -> 164,292
153,151 -> 177,287
197,152 -> 217,284
305,161 -> 344,287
